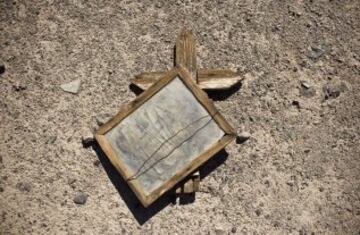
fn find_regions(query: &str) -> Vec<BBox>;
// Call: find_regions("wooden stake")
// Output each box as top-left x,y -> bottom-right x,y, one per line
176,29 -> 197,82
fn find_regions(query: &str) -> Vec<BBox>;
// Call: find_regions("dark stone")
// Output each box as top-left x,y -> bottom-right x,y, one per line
292,100 -> 300,108
12,84 -> 27,92
17,182 -> 31,192
287,181 -> 295,187
236,132 -> 251,144
307,45 -> 326,60
0,65 -> 5,75
323,82 -> 348,100
231,227 -> 237,233
82,137 -> 94,147
73,192 -> 88,205
255,208 -> 262,216
81,129 -> 94,148
93,159 -> 101,167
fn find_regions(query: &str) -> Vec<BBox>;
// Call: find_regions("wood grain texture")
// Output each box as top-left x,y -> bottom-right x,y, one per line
131,71 -> 167,90
197,68 -> 243,90
95,68 -> 236,207
176,29 -> 197,81
175,171 -> 200,194
132,69 -> 243,90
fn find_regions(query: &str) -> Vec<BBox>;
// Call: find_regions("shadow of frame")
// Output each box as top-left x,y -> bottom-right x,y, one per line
92,143 -> 228,225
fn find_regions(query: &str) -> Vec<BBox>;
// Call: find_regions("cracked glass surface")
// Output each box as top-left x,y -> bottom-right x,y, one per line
105,77 -> 224,195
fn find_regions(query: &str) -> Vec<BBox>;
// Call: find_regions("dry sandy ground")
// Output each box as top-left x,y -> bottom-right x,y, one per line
1,0 -> 360,234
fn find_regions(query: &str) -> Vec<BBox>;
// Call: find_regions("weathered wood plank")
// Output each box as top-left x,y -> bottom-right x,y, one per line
197,68 -> 243,90
176,29 -> 197,81
193,171 -> 200,191
131,71 -> 167,90
175,171 -> 200,194
132,69 -> 243,90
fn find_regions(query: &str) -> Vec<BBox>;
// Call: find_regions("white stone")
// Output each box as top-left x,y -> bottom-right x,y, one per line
61,79 -> 81,94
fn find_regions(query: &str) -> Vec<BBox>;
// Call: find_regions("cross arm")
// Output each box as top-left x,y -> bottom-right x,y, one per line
131,69 -> 243,90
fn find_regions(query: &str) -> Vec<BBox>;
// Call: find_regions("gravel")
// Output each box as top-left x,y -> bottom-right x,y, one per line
1,1 -> 359,234
73,192 -> 88,205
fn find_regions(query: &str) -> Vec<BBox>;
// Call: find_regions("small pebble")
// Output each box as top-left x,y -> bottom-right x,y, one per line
307,45 -> 326,60
286,181 -> 295,187
255,208 -> 262,216
12,83 -> 27,92
93,159 -> 101,167
237,131 -> 251,143
46,136 -> 57,144
0,65 -> 5,75
81,129 -> 94,147
292,100 -> 300,108
96,114 -> 111,126
17,182 -> 31,192
300,81 -> 311,89
73,192 -> 88,205
231,227 -> 237,233
60,79 -> 81,94
323,82 -> 348,100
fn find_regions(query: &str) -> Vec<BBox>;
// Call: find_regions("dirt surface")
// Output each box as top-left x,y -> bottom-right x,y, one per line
1,0 -> 360,234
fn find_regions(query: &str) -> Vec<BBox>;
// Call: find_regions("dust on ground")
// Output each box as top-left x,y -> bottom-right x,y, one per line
1,0 -> 360,234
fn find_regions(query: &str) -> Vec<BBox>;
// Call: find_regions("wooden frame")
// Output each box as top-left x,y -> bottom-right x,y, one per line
95,66 -> 236,207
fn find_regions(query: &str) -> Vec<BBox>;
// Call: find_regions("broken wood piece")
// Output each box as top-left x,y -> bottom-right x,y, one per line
193,171 -> 200,191
132,71 -> 166,90
197,69 -> 243,90
132,69 -> 243,90
176,29 -> 197,81
176,171 -> 200,194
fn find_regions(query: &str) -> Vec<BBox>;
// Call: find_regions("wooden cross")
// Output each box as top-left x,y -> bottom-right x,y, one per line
132,29 -> 243,91
131,29 -> 242,195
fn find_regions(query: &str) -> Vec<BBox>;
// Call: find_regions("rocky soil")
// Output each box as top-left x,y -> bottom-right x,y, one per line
1,0 -> 360,234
